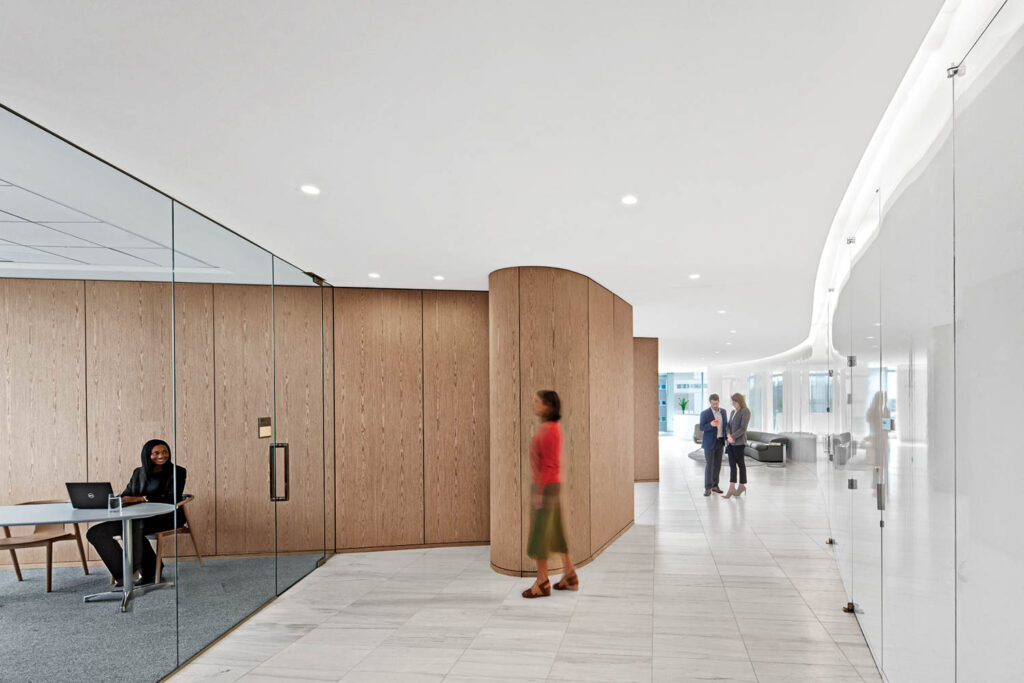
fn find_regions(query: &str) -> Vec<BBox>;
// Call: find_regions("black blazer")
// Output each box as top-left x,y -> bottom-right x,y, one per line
119,464 -> 187,504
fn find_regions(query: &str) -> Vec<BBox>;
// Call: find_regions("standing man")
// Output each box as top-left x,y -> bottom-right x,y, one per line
699,394 -> 727,497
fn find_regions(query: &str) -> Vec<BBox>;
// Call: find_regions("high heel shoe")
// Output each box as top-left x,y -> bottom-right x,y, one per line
736,484 -> 746,497
722,487 -> 735,499
522,579 -> 551,598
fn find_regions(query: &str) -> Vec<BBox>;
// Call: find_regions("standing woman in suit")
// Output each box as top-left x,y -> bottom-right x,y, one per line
522,390 -> 578,598
724,393 -> 751,498
86,439 -> 186,585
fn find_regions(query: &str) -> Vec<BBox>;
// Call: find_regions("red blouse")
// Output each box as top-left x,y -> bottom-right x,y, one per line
529,421 -> 562,486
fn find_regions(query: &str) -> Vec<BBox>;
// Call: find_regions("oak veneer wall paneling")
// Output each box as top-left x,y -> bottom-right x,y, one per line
171,283 -> 216,557
517,267 -> 590,573
0,279 -> 87,566
323,288 -> 336,552
633,337 -> 659,482
85,281 -> 174,561
488,270 -> 522,573
214,285 -> 274,555
335,289 -> 424,549
587,281 -> 617,556
612,296 -> 635,532
273,285 -> 326,553
423,290 -> 490,545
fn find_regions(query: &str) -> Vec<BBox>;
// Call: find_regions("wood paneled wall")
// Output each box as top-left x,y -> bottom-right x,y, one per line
488,270 -> 522,572
214,285 -> 275,555
489,267 -> 634,576
335,288 -> 490,552
335,289 -> 425,549
274,285 -> 326,553
1,279 -> 330,569
172,283 -> 216,557
423,290 -> 489,544
0,279 -> 86,565
633,337 -> 659,482
2,277 -> 489,569
518,268 -> 590,572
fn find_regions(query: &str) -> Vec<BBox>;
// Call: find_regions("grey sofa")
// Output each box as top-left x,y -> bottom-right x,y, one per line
743,430 -> 787,463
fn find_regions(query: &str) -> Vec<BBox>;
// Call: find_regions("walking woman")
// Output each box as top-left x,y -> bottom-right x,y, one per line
523,390 -> 578,598
723,393 -> 751,498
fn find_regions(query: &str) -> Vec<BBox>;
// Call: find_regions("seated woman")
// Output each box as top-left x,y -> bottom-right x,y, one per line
86,439 -> 186,586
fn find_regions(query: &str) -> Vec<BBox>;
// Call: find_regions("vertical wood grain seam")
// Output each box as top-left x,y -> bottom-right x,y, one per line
212,286 -> 218,555
516,268 -> 522,574
83,280 -> 89,482
421,290 -> 426,544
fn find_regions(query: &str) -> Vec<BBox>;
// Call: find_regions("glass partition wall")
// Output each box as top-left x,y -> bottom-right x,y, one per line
0,106 -> 328,680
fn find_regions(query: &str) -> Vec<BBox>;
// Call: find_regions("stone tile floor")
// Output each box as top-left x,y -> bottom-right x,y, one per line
171,437 -> 878,682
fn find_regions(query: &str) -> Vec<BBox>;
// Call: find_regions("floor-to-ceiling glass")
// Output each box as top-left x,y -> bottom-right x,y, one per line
271,256 -> 328,593
952,7 -> 1024,679
877,63 -> 955,681
171,202 -> 278,663
0,105 -> 177,681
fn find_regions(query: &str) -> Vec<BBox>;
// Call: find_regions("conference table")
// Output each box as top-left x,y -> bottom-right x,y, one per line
0,502 -> 175,612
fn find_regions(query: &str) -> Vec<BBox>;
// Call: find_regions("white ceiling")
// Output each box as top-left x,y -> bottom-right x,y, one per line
0,0 -> 944,369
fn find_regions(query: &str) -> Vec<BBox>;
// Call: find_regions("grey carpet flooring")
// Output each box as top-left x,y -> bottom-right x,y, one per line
1,554 -> 320,683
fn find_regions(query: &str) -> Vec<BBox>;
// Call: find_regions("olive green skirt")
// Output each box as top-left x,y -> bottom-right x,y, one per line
527,483 -> 569,559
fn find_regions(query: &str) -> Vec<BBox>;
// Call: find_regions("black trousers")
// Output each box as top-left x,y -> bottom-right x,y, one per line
704,440 -> 724,489
727,444 -> 748,484
86,513 -> 176,583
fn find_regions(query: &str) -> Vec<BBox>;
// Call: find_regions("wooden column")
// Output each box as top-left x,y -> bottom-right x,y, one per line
633,337 -> 659,482
489,267 -> 634,576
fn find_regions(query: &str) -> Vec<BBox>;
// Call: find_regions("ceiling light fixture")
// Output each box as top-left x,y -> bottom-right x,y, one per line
620,194 -> 638,206
689,273 -> 701,280
717,310 -> 726,314
300,185 -> 321,196
730,330 -> 737,334
433,275 -> 445,281
368,272 -> 381,279
725,342 -> 732,346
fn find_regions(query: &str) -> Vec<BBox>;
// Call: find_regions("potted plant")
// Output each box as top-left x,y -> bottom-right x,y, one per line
678,397 -> 688,413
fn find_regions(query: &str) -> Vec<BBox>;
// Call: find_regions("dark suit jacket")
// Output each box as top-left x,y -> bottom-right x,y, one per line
699,407 -> 727,450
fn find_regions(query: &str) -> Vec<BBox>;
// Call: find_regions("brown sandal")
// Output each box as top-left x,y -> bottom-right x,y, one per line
553,571 -> 579,591
522,579 -> 551,598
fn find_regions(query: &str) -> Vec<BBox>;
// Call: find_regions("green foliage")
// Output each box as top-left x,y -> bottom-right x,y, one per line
678,396 -> 688,412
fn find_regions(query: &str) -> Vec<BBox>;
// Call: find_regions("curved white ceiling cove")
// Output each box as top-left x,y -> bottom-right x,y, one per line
0,1 -> 944,369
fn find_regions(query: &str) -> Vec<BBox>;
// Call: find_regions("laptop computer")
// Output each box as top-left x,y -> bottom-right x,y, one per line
66,482 -> 115,510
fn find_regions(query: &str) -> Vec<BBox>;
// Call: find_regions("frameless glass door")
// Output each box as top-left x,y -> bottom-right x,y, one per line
271,256 -> 328,593
172,203 -> 276,663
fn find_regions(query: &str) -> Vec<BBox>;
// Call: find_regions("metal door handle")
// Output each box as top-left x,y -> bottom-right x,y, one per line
270,443 -> 290,501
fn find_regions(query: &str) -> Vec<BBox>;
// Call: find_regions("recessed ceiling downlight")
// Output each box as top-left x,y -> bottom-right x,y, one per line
300,185 -> 321,195
689,273 -> 701,280
717,310 -> 726,314
620,194 -> 638,206
368,272 -> 381,279
433,275 -> 445,281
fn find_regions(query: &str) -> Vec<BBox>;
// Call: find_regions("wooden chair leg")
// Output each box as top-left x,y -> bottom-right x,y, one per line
8,548 -> 22,581
73,523 -> 90,575
155,535 -> 163,584
190,527 -> 205,567
45,542 -> 53,592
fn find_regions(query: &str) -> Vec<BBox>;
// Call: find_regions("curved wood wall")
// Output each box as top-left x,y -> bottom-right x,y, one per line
489,267 -> 635,576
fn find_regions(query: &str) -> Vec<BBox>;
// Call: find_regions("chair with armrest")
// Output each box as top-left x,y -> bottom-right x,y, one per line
0,500 -> 89,592
147,493 -> 204,583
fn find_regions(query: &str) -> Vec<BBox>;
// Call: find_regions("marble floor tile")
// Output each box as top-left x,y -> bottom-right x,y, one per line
447,648 -> 557,679
173,437 -> 880,683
